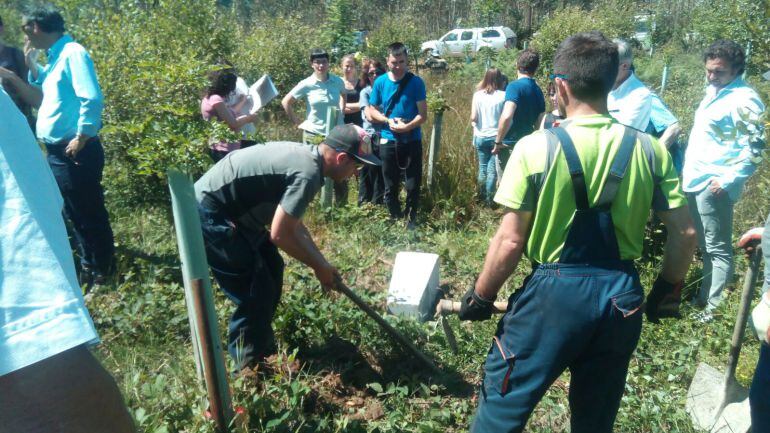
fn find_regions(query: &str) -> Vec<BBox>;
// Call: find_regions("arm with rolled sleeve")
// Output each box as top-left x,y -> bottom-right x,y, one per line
719,95 -> 765,200
68,49 -> 104,138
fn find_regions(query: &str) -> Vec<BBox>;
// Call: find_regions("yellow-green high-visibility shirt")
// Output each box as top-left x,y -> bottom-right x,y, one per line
494,114 -> 687,263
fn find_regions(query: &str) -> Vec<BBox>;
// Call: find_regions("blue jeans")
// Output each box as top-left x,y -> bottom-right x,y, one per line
198,205 -> 284,369
471,262 -> 644,433
762,212 -> 770,294
751,343 -> 770,433
45,137 -> 115,275
474,136 -> 497,203
687,188 -> 735,310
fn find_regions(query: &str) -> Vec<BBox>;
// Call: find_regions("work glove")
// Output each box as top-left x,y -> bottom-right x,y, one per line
752,292 -> 770,345
458,284 -> 494,321
645,276 -> 683,323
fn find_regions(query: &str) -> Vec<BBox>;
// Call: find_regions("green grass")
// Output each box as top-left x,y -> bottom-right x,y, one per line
88,186 -> 764,432
89,47 -> 768,433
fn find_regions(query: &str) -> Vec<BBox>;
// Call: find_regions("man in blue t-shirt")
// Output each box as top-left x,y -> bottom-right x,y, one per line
494,49 -> 546,171
367,42 -> 428,228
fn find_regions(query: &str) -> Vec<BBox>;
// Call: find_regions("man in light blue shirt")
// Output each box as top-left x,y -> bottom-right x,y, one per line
1,6 -> 115,289
607,39 -> 652,131
0,87 -> 134,432
683,39 -> 765,317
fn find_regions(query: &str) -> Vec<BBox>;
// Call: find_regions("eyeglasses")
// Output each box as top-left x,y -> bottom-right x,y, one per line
20,22 -> 33,32
549,73 -> 568,80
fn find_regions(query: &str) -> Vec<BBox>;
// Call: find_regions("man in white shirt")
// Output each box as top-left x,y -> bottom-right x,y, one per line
607,39 -> 652,131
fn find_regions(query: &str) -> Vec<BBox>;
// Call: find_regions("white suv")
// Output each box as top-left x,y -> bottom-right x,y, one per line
421,27 -> 517,58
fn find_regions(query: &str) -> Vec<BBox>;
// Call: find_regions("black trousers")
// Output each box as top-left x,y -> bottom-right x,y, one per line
358,142 -> 384,205
380,140 -> 422,222
45,137 -> 115,274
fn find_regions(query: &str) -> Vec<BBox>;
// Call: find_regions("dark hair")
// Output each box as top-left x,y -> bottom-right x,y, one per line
361,58 -> 384,86
517,49 -> 540,75
704,39 -> 745,75
310,48 -> 329,62
387,42 -> 408,57
23,4 -> 65,33
476,68 -> 505,93
553,31 -> 618,101
206,67 -> 237,98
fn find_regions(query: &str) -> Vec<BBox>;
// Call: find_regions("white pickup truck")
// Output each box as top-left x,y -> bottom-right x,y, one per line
420,26 -> 517,58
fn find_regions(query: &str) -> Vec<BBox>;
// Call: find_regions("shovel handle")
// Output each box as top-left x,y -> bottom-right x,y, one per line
725,248 -> 762,383
334,278 -> 440,373
436,299 -> 509,316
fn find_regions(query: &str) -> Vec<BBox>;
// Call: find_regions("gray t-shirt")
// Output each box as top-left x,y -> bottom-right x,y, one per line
195,142 -> 323,231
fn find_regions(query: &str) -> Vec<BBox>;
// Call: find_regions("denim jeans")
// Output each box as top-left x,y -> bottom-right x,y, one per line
198,205 -> 284,370
471,263 -> 644,433
687,188 -> 735,310
762,212 -> 770,294
45,137 -> 115,275
474,136 -> 497,204
751,343 -> 770,433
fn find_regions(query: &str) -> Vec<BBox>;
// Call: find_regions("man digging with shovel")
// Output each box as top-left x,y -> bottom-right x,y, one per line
195,124 -> 381,371
458,32 -> 697,433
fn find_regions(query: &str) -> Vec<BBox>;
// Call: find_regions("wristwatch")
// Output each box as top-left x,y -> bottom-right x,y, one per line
494,141 -> 502,146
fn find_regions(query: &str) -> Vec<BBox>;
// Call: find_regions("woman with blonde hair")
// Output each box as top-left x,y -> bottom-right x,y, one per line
470,68 -> 506,205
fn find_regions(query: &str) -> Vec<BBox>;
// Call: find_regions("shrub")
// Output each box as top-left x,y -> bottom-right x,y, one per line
363,14 -> 426,61
233,14 -> 322,95
530,1 -> 635,76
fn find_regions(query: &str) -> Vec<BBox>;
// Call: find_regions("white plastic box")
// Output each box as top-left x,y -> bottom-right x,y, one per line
386,252 -> 442,322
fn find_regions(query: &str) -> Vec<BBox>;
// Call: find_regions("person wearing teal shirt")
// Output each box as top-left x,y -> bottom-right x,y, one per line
683,40 -> 765,317
0,5 -> 114,289
282,48 -> 348,205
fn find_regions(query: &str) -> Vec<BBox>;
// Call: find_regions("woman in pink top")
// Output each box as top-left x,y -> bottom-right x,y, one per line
201,68 -> 259,162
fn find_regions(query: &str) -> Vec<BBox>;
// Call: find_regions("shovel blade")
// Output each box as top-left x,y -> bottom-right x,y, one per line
686,363 -> 727,430
710,399 -> 751,433
686,363 -> 749,431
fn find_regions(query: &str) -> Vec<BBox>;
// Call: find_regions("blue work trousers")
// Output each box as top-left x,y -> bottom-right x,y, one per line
474,136 -> 497,204
687,188 -> 735,310
751,343 -> 770,433
199,205 -> 284,370
471,262 -> 644,433
762,212 -> 770,294
45,137 -> 115,275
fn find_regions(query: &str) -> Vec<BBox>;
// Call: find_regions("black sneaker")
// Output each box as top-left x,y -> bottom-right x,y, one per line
79,267 -> 94,294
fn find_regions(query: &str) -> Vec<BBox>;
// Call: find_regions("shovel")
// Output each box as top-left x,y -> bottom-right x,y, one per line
334,277 -> 441,373
685,247 -> 762,432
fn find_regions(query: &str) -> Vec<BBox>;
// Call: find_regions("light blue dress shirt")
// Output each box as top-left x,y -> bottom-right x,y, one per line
0,88 -> 98,376
608,72 -> 652,131
28,35 -> 103,144
683,77 -> 765,201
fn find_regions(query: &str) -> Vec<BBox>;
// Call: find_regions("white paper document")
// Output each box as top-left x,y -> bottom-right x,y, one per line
248,74 -> 279,114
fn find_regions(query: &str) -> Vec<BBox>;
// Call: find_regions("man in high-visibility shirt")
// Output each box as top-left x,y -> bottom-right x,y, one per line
459,32 -> 697,433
